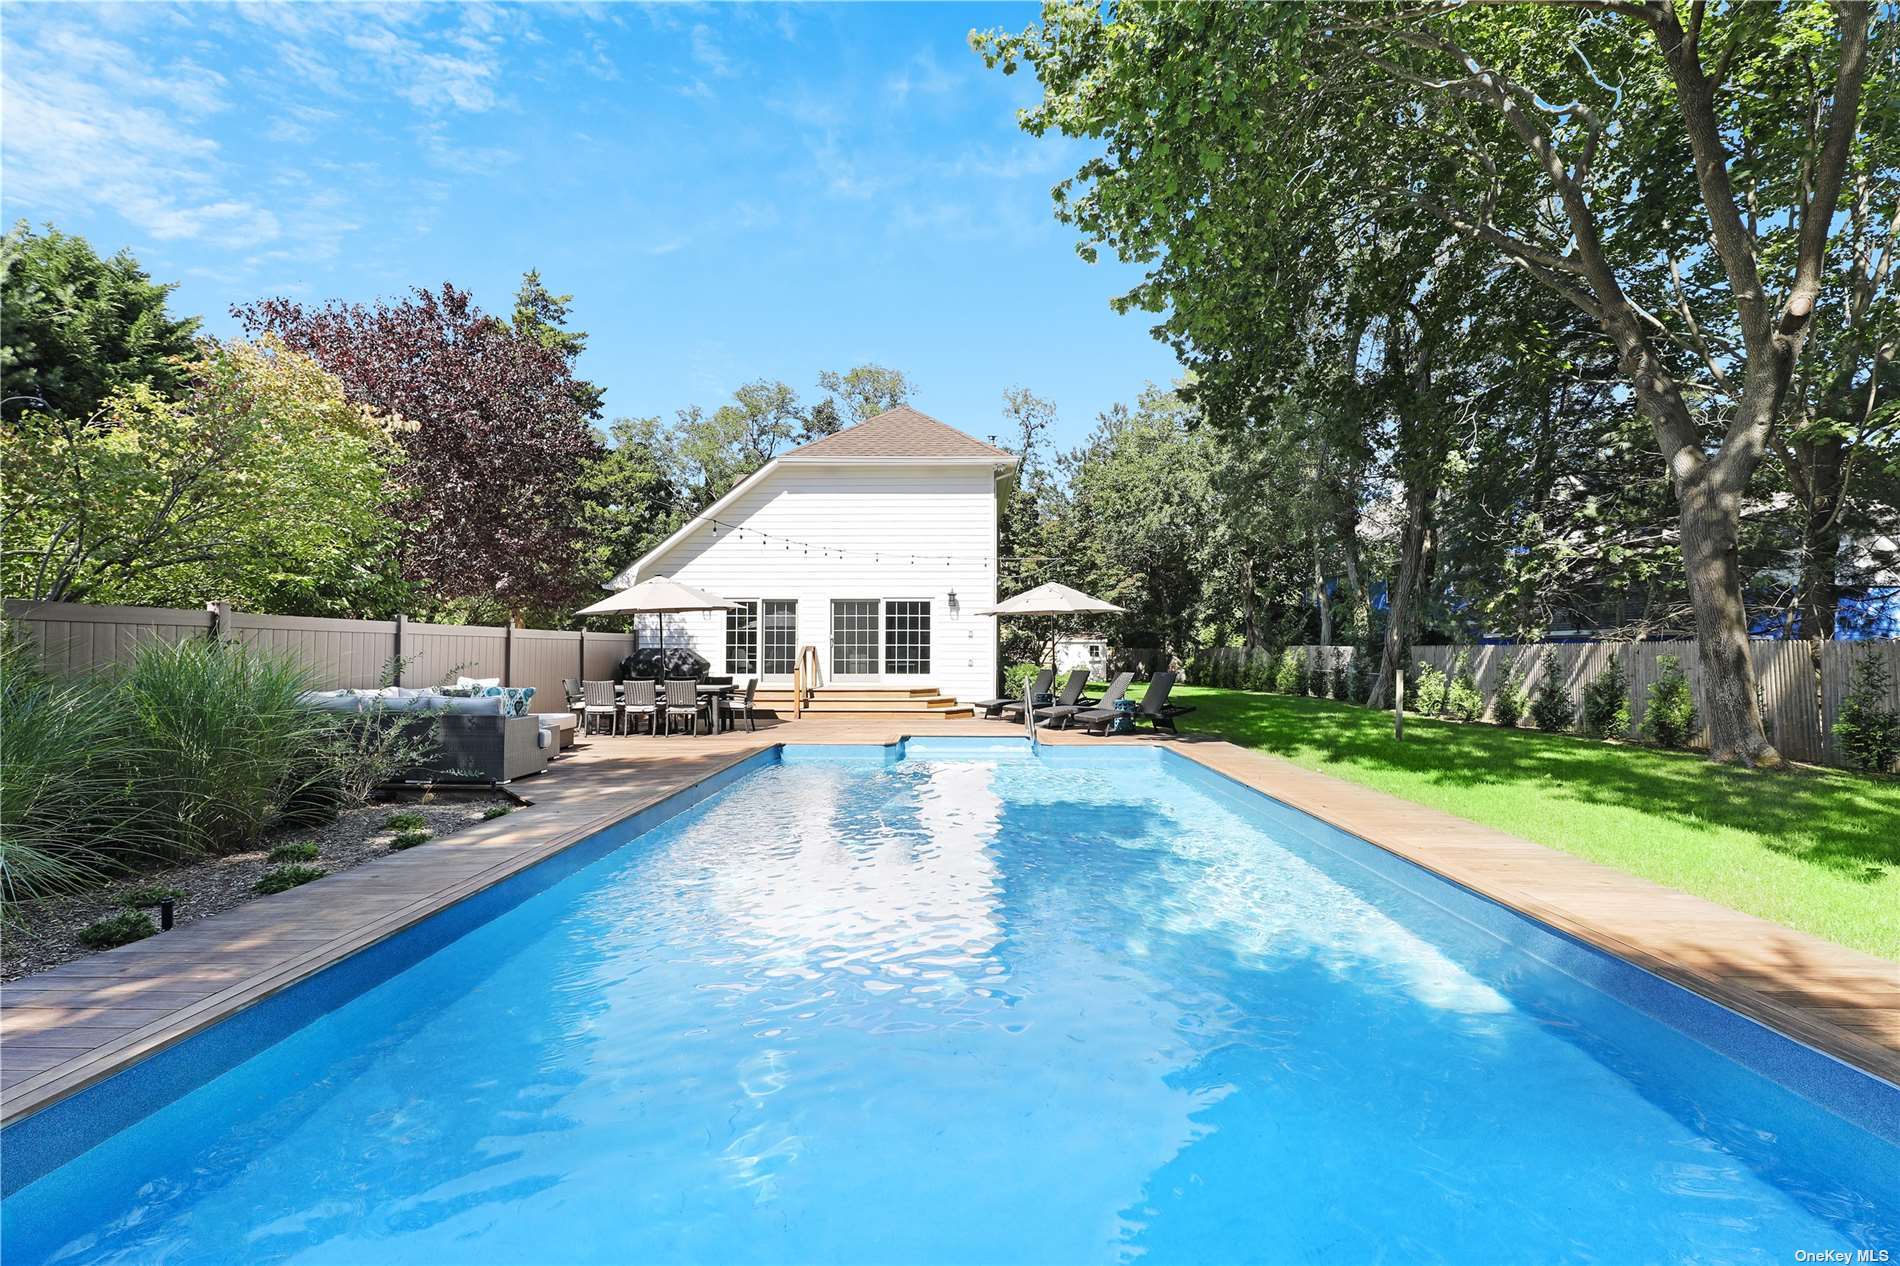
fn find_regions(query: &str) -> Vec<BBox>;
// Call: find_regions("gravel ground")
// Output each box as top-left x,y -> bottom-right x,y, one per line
1,791 -> 516,983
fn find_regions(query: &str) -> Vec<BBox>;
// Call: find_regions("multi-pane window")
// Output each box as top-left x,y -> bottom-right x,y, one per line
883,600 -> 931,675
762,600 -> 797,675
725,600 -> 759,675
831,600 -> 879,676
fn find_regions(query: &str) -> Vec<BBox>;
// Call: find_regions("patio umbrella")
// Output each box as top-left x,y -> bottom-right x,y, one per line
574,576 -> 739,617
976,583 -> 1125,673
575,577 -> 738,665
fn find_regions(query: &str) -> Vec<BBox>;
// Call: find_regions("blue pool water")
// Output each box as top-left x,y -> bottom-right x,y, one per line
5,743 -> 1897,1264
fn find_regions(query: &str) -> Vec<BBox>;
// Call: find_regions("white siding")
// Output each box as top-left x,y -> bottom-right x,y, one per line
636,463 -> 1002,703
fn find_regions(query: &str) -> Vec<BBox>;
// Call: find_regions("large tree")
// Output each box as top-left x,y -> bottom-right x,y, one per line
816,364 -> 916,424
1,222 -> 200,421
236,285 -> 603,620
978,1 -> 1893,765
2,338 -> 402,612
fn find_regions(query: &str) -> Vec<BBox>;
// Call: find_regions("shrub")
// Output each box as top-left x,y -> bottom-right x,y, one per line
313,659 -> 444,809
1410,661 -> 1446,714
1274,648 -> 1304,695
1492,663 -> 1527,728
255,864 -> 325,894
389,828 -> 432,850
1580,653 -> 1632,740
1834,653 -> 1899,773
1642,655 -> 1699,749
78,911 -> 158,949
1529,652 -> 1576,732
1446,662 -> 1483,722
481,805 -> 512,820
268,841 -> 320,863
1,632 -> 150,909
383,811 -> 427,832
118,884 -> 185,908
1330,653 -> 1350,701
119,638 -> 331,858
1002,663 -> 1043,701
1349,651 -> 1373,705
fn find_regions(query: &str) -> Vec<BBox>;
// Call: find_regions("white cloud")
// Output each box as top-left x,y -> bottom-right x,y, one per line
885,48 -> 960,106
689,23 -> 733,77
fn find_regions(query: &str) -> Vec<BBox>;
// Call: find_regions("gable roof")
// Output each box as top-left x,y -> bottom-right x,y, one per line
781,404 -> 1017,463
605,406 -> 1013,588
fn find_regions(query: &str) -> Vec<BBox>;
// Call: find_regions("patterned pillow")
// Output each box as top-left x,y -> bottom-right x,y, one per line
491,686 -> 537,716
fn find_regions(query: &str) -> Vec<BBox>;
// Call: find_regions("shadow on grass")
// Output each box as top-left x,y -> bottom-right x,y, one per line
1168,688 -> 1900,883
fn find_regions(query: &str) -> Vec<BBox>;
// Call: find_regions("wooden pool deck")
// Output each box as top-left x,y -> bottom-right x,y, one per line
3,716 -> 1896,1130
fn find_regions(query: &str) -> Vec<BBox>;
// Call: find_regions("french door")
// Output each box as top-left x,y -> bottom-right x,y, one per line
830,599 -> 932,681
727,599 -> 799,681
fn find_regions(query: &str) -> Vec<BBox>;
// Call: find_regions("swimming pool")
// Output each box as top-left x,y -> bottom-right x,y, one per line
4,740 -> 1896,1263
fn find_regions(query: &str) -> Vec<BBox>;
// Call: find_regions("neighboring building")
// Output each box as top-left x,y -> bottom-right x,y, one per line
606,406 -> 1018,708
1053,635 -> 1109,680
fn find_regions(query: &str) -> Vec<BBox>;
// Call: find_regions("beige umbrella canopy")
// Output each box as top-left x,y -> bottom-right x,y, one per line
976,583 -> 1125,672
574,576 -> 739,617
975,582 -> 1125,618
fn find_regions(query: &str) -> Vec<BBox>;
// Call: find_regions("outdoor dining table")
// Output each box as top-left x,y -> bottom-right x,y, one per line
611,681 -> 737,734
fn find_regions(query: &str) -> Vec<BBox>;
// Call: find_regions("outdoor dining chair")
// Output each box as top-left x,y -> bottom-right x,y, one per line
580,680 -> 620,736
663,677 -> 703,737
621,679 -> 661,736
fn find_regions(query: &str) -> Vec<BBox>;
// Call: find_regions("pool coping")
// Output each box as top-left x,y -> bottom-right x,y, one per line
3,724 -> 1895,1137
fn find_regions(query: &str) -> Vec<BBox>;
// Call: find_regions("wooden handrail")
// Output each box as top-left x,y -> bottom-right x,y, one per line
792,644 -> 821,719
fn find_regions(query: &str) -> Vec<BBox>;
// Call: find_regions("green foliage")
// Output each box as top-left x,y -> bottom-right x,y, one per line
118,884 -> 185,908
1329,654 -> 1350,702
307,659 -> 442,810
118,638 -> 332,858
1274,649 -> 1305,695
481,805 -> 512,820
255,864 -> 325,894
268,842 -> 320,863
383,811 -> 427,832
1580,654 -> 1633,741
1410,662 -> 1447,715
1238,651 -> 1268,693
816,364 -> 914,425
1446,663 -> 1483,723
1,222 -> 200,420
2,337 -> 404,612
1493,663 -> 1527,729
1642,657 -> 1700,749
389,828 -> 432,850
1002,663 -> 1044,701
1349,652 -> 1373,706
1529,653 -> 1577,733
1,630 -> 150,908
77,910 -> 157,950
1834,654 -> 1900,774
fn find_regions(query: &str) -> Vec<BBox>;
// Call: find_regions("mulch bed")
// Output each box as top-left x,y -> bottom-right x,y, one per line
1,791 -> 515,983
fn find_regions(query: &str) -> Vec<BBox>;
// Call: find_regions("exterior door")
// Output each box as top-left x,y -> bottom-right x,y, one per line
761,599 -> 798,684
830,600 -> 880,681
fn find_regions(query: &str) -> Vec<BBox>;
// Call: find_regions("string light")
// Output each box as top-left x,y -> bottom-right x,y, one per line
692,514 -> 991,568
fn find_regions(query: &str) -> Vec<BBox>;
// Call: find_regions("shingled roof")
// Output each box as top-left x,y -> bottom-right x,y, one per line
782,404 -> 1017,463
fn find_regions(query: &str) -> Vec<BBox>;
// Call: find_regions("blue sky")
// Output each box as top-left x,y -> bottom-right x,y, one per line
2,2 -> 1181,449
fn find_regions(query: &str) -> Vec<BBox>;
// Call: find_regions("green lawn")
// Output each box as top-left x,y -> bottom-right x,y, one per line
1138,684 -> 1900,960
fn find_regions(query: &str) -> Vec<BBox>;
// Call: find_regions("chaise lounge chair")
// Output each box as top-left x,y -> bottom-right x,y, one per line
1002,668 -> 1087,722
1039,671 -> 1134,729
1076,671 -> 1196,735
977,667 -> 1055,719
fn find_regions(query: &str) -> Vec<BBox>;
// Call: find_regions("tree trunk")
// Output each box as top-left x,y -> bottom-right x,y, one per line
1240,556 -> 1263,649
1314,547 -> 1332,651
1676,471 -> 1780,765
1368,488 -> 1427,711
1794,434 -> 1846,639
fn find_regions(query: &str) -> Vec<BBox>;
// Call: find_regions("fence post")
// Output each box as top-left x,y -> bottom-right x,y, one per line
206,600 -> 232,642
393,614 -> 407,687
503,619 -> 515,687
578,626 -> 586,684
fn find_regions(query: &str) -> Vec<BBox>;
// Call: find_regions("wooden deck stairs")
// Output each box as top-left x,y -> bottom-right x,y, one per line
755,685 -> 976,720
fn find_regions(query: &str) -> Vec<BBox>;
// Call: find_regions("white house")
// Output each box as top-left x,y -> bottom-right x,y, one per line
606,406 -> 1018,710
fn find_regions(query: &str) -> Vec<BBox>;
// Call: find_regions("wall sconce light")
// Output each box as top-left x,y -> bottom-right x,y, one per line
947,589 -> 960,618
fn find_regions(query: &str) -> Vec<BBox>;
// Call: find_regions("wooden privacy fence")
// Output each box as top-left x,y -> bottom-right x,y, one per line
3,600 -> 643,715
1201,639 -> 1900,769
